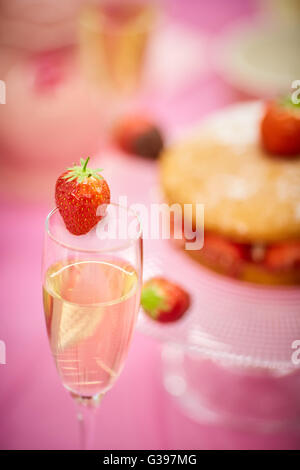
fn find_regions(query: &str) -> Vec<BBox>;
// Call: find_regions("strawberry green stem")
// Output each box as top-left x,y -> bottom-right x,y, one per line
141,285 -> 168,319
281,94 -> 300,110
63,157 -> 104,183
82,157 -> 90,172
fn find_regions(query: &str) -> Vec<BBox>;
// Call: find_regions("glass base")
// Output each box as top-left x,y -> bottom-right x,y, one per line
162,343 -> 300,433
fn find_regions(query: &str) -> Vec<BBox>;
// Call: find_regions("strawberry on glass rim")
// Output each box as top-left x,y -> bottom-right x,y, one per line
55,157 -> 110,236
261,96 -> 300,157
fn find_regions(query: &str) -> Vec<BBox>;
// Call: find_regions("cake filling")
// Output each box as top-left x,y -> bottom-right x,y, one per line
171,220 -> 300,275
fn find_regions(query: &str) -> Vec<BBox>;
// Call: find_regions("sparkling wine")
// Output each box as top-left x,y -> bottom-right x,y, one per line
43,259 -> 140,397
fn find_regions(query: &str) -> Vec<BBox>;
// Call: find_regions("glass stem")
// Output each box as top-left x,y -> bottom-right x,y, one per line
74,394 -> 102,450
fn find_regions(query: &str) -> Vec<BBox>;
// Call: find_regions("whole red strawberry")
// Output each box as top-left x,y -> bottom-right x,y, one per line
141,277 -> 190,323
55,157 -> 110,235
114,115 -> 164,159
261,97 -> 300,157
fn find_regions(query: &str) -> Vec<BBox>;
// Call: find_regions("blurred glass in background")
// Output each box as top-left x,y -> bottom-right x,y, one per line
79,0 -> 157,97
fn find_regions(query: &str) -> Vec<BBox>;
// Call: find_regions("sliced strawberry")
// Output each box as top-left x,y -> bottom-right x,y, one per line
265,241 -> 300,271
193,232 -> 251,276
261,98 -> 300,157
141,277 -> 190,323
202,232 -> 249,265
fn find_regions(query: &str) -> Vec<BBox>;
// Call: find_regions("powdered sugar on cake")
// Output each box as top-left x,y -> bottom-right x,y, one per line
200,101 -> 263,148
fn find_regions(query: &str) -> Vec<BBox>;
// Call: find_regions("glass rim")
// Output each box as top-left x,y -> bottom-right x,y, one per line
79,1 -> 159,35
45,203 -> 142,254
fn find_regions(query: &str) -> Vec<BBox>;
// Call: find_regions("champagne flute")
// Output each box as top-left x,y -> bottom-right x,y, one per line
42,204 -> 142,449
78,0 -> 158,124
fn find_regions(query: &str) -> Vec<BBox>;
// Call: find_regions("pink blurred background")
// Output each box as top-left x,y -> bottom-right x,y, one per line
1,0 -> 300,450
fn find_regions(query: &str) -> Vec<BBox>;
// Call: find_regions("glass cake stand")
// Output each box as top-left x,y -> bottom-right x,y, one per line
138,240 -> 300,431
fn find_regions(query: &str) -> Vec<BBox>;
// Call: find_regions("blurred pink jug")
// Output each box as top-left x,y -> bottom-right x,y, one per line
0,0 -> 104,200
0,47 -> 102,166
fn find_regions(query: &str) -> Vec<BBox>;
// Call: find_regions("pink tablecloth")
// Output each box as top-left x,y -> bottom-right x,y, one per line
1,0 -> 300,450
